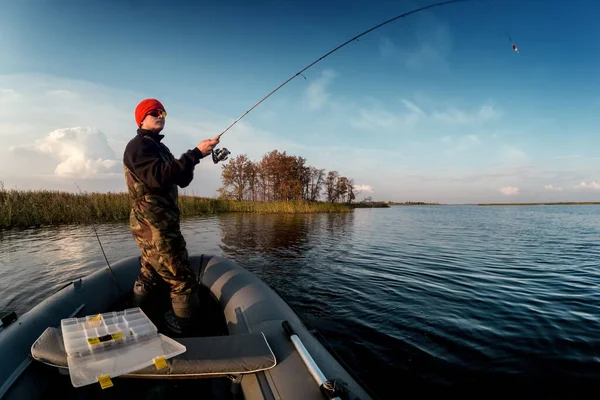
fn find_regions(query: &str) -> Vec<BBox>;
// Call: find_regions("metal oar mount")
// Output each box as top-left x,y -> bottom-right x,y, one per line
282,320 -> 346,400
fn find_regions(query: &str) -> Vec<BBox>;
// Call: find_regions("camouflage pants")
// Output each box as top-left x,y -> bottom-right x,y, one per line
130,208 -> 200,318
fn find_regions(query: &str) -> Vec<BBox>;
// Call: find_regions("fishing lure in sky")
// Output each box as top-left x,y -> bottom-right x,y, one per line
508,36 -> 520,54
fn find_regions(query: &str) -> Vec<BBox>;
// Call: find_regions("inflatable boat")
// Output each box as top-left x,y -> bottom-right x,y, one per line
0,254 -> 374,399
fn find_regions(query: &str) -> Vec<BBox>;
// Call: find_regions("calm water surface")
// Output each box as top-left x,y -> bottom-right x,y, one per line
1,205 -> 599,398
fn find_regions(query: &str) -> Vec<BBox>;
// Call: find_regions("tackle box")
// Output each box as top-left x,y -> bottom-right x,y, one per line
60,307 -> 186,388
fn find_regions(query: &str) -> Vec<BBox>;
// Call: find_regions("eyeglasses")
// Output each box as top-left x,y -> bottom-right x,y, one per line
147,109 -> 167,118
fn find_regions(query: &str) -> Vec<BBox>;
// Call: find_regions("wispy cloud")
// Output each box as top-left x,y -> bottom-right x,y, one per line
449,165 -> 595,191
304,69 -> 337,110
443,134 -> 481,155
379,36 -> 398,59
574,181 -> 600,190
554,154 -> 581,159
401,99 -> 425,116
350,97 -> 498,133
500,186 -> 520,196
349,97 -> 425,130
354,184 -> 373,194
379,23 -> 453,70
544,185 -> 563,191
497,145 -> 529,165
433,103 -> 500,125
351,108 -> 399,129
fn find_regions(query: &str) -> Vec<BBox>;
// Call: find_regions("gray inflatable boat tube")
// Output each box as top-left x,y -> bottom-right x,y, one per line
0,254 -> 373,400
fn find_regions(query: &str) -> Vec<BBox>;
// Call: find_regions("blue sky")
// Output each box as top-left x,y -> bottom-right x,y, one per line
1,0 -> 599,203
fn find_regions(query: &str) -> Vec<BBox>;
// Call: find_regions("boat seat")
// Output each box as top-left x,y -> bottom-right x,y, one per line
30,327 -> 276,379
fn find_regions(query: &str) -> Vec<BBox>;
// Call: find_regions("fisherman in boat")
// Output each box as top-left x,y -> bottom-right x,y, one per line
123,98 -> 220,334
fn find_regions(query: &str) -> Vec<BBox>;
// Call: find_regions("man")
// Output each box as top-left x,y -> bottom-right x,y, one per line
123,98 -> 219,333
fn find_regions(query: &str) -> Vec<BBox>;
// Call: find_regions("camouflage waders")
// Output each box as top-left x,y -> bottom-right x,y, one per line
123,129 -> 205,322
129,205 -> 200,319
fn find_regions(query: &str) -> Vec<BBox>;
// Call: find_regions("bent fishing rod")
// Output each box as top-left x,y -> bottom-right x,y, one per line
216,0 -> 473,141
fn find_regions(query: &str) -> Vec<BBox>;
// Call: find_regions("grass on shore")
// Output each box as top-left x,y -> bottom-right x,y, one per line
0,188 -> 352,229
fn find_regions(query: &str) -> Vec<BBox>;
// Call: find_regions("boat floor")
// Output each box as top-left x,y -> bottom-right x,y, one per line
37,283 -> 236,400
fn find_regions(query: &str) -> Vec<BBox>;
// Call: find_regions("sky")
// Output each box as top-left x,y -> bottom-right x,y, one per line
0,0 -> 599,204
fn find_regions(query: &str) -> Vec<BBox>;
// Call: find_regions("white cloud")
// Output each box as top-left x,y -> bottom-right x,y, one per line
433,103 -> 500,125
349,97 -> 428,131
379,37 -> 398,60
350,107 -> 402,130
354,184 -> 373,193
444,134 -> 481,155
498,145 -> 529,165
554,155 -> 581,159
574,181 -> 600,190
10,127 -> 120,177
544,185 -> 563,191
380,24 -> 453,70
349,96 -> 500,134
400,99 -> 425,116
500,186 -> 520,196
304,69 -> 337,110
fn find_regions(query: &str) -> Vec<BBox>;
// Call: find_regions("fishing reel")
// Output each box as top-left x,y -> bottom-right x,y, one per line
212,147 -> 231,164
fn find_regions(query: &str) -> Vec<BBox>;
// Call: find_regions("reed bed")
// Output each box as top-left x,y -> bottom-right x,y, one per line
0,186 -> 351,229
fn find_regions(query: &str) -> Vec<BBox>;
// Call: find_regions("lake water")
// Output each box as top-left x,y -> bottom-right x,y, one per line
1,205 -> 599,398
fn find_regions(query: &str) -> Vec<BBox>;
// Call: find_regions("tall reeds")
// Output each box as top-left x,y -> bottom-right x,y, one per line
0,184 -> 351,229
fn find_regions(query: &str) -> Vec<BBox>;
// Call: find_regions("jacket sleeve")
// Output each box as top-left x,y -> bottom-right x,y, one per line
174,148 -> 205,188
125,139 -> 204,189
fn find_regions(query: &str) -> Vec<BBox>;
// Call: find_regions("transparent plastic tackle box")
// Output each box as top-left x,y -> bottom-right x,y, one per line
60,307 -> 186,388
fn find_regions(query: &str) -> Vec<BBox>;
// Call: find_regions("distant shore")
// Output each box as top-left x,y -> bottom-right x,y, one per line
387,202 -> 440,206
0,188 -> 353,230
476,202 -> 600,206
350,202 -> 390,208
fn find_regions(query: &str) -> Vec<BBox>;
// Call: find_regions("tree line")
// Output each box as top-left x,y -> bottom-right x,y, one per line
217,150 -> 357,203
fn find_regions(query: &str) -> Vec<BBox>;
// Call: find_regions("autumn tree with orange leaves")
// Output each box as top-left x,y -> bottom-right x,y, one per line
218,151 -> 356,203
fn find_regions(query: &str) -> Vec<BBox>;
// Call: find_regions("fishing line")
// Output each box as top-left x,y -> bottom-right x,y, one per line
217,0 -> 474,139
74,182 -> 126,302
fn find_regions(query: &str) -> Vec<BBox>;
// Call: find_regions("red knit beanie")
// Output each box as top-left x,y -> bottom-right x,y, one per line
135,98 -> 165,127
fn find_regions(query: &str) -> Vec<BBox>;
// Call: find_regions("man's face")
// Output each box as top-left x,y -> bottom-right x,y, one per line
140,109 -> 166,132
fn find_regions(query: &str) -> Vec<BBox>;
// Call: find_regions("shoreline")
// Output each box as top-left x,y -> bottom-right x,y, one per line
2,187 -> 598,229
0,189 -> 357,230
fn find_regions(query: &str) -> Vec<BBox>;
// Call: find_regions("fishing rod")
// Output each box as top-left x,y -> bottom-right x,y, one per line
74,183 -> 126,302
215,0 -> 473,143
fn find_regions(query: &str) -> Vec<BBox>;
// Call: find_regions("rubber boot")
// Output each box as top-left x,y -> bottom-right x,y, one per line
132,281 -> 150,307
164,292 -> 200,335
163,311 -> 193,335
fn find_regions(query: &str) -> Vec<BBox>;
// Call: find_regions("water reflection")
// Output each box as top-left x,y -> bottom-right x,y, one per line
0,221 -> 143,315
219,213 -> 313,259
